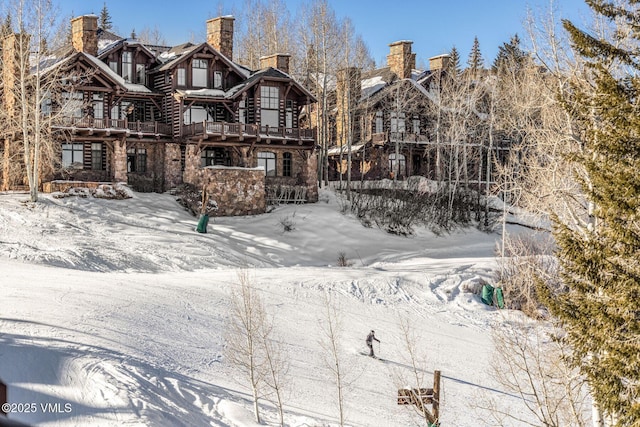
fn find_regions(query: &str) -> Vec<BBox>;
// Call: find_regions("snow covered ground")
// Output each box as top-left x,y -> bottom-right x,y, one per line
1,189 -> 535,426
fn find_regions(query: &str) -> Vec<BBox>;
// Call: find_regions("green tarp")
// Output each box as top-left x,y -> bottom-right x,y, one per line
481,284 -> 494,305
495,287 -> 505,309
481,284 -> 505,308
196,214 -> 209,233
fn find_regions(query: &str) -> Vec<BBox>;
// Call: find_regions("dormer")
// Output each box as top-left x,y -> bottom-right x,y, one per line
98,40 -> 158,86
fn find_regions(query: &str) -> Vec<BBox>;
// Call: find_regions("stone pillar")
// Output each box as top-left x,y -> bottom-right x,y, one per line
304,152 -> 319,202
164,143 -> 183,189
113,139 -> 128,182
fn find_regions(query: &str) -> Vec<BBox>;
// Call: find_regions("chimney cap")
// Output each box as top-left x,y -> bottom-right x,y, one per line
389,40 -> 413,46
429,53 -> 451,61
259,53 -> 291,60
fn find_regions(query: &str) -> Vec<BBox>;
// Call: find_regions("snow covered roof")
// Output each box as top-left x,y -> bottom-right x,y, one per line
327,143 -> 366,156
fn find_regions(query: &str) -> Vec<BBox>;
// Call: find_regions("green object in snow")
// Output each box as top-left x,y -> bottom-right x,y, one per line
481,284 -> 494,306
495,287 -> 505,308
196,214 -> 209,233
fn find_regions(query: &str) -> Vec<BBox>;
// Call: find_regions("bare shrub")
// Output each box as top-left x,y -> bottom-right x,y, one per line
496,233 -> 558,319
336,251 -> 351,267
477,316 -> 591,427
279,213 -> 296,232
174,183 -> 218,216
339,185 -> 488,236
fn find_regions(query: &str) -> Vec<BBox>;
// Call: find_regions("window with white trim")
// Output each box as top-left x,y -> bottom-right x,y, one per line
213,71 -> 223,89
177,68 -> 186,86
375,111 -> 383,133
390,112 -> 405,133
260,86 -> 279,128
92,94 -> 103,119
122,51 -> 132,82
192,59 -> 208,87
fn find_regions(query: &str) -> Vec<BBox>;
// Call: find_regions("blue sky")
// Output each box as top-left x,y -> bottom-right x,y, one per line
54,0 -> 592,68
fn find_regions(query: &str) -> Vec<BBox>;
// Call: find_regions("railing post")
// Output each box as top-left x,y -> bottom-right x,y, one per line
0,378 -> 7,416
137,120 -> 141,132
266,125 -> 270,136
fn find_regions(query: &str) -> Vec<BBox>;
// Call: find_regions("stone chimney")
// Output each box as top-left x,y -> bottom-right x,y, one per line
260,53 -> 290,74
336,67 -> 361,147
71,15 -> 98,56
429,54 -> 451,72
207,16 -> 234,60
387,41 -> 415,79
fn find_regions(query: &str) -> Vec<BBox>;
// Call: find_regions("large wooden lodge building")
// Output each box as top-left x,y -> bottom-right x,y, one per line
1,15 -> 318,215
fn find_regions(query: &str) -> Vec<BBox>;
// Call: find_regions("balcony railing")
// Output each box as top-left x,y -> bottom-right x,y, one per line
52,116 -> 171,136
184,121 -> 315,141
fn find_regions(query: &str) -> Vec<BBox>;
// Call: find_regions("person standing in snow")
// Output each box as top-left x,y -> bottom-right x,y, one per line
366,330 -> 380,357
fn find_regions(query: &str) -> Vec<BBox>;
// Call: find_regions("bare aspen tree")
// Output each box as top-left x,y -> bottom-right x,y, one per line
225,270 -> 267,424
480,316 -> 591,427
2,0 -> 84,200
225,270 -> 289,425
318,290 -> 352,427
393,313 -> 438,426
297,0 -> 341,187
235,0 -> 293,70
259,313 -> 289,427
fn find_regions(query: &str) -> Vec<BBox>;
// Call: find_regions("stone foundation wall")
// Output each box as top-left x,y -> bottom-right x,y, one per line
185,162 -> 265,216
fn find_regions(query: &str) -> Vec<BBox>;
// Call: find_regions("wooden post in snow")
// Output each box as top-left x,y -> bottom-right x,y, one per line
397,370 -> 441,426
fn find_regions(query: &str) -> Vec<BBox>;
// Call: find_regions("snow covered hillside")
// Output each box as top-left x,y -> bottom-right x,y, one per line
1,189 -> 534,426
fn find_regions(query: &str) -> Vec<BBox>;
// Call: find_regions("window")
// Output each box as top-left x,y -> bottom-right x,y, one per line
92,94 -> 103,119
413,116 -> 420,135
136,64 -> 146,85
127,148 -> 147,173
238,99 -> 247,124
62,143 -> 84,169
283,152 -> 292,177
388,153 -> 406,177
122,51 -> 132,82
109,61 -> 118,74
91,143 -> 103,170
62,92 -> 83,118
177,68 -> 186,86
41,91 -> 52,115
183,106 -> 212,124
375,111 -> 383,134
192,59 -> 208,87
213,71 -> 223,89
201,147 -> 230,167
111,101 -> 131,120
285,100 -> 293,129
390,112 -> 405,133
257,151 -> 276,176
260,86 -> 279,128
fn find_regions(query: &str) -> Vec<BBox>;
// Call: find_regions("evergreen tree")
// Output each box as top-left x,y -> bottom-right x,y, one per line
492,34 -> 528,73
99,2 -> 113,30
467,36 -> 484,77
448,45 -> 461,76
539,1 -> 640,424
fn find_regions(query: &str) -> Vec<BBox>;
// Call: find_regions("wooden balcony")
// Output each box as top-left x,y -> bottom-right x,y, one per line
183,121 -> 315,144
52,117 -> 172,138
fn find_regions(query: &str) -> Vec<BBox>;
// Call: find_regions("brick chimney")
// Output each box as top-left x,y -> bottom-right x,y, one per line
207,16 -> 234,60
260,53 -> 290,74
71,15 -> 98,56
429,54 -> 451,72
387,41 -> 415,79
336,67 -> 361,146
